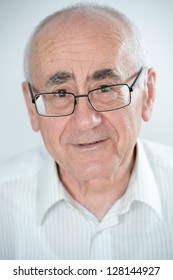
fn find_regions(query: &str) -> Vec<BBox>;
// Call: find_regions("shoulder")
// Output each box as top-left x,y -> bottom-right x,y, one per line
140,139 -> 173,169
139,139 -> 173,219
139,138 -> 173,201
0,146 -> 50,185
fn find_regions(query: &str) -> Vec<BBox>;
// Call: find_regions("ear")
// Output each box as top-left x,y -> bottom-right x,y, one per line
22,81 -> 40,132
142,68 -> 156,122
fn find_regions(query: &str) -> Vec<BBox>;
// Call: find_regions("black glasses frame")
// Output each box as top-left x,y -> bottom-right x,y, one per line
27,67 -> 144,117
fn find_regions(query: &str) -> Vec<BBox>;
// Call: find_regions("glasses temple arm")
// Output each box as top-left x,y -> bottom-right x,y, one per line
27,82 -> 35,103
129,67 -> 144,92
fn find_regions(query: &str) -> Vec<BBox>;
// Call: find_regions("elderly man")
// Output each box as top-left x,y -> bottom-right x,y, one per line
0,3 -> 173,260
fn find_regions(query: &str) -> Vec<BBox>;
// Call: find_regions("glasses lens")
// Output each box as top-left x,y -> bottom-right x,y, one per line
35,93 -> 75,116
89,85 -> 130,111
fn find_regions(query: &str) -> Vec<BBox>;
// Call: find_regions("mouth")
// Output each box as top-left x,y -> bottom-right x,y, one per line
72,139 -> 107,149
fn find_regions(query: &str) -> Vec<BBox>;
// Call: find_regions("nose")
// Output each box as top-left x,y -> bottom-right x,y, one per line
70,95 -> 102,131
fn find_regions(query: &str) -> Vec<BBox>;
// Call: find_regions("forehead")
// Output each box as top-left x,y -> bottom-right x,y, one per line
37,11 -> 126,41
30,14 -> 129,85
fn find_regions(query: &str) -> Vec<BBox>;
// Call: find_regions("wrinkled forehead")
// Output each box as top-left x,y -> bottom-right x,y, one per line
29,13 -> 133,84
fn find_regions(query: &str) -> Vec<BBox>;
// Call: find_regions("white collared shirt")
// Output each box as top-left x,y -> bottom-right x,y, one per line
0,139 -> 173,259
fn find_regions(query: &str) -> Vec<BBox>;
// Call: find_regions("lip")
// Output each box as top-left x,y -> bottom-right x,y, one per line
71,139 -> 107,150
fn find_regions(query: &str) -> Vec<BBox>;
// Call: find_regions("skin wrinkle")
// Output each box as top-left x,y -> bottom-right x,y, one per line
34,33 -> 122,52
29,23 -> 125,85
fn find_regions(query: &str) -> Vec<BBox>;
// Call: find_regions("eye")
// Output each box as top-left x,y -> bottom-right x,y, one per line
98,85 -> 112,92
54,89 -> 68,97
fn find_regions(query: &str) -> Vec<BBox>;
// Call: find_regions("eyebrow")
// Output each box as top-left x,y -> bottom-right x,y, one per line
45,68 -> 120,87
46,71 -> 74,86
91,68 -> 120,82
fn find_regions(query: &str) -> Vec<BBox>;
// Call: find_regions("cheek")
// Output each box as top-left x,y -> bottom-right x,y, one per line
38,118 -> 67,153
107,105 -> 142,141
123,103 -> 143,138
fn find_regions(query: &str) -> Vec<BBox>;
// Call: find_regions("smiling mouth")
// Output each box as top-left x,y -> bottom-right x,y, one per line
74,139 -> 106,148
80,140 -> 100,145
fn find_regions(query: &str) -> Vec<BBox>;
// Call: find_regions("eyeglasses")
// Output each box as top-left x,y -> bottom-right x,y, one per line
28,67 -> 144,117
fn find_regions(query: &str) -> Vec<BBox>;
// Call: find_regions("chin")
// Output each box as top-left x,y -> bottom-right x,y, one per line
71,160 -> 118,181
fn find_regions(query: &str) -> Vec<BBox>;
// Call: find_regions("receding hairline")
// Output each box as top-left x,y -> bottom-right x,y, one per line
33,3 -> 132,35
24,3 -> 148,81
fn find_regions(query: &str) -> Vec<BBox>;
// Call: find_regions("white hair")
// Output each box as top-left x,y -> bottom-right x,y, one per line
23,3 -> 148,81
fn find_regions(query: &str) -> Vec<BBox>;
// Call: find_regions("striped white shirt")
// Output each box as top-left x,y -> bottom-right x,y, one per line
0,139 -> 173,259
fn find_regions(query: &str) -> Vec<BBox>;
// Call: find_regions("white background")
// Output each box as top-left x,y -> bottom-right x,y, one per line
0,0 -> 173,162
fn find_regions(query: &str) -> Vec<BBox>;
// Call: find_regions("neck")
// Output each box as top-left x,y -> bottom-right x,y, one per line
58,149 -> 136,221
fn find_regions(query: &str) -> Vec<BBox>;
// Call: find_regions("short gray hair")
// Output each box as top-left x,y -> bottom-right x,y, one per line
23,3 -> 148,81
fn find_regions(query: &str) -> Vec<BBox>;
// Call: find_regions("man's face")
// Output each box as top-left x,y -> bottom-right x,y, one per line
24,16 -> 152,182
